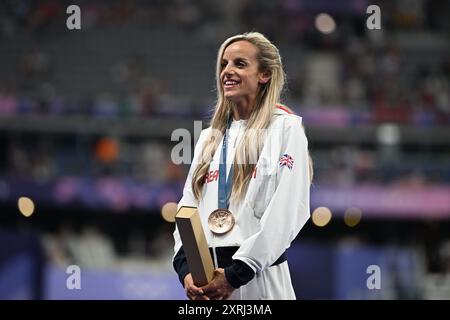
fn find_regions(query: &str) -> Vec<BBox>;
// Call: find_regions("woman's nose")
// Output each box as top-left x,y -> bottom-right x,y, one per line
222,65 -> 235,75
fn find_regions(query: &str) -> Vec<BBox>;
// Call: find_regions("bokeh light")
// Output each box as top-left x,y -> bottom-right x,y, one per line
344,207 -> 362,227
18,197 -> 35,217
315,13 -> 336,34
312,206 -> 332,227
161,202 -> 178,223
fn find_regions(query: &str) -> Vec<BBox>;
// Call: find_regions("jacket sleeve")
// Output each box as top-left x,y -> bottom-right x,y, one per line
226,116 -> 311,285
172,128 -> 208,285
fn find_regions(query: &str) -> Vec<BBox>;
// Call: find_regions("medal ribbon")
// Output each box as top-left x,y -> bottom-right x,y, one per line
218,118 -> 234,209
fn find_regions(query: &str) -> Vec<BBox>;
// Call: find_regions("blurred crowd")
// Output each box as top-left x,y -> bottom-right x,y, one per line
0,0 -> 448,124
2,135 -> 449,190
0,0 -> 448,207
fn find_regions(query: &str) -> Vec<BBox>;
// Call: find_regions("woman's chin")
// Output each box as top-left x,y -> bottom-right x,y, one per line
224,92 -> 240,102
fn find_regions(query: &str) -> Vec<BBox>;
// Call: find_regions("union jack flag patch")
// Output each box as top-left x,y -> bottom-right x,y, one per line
279,153 -> 294,170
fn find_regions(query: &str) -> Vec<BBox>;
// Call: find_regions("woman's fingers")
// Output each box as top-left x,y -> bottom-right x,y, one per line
184,274 -> 205,299
192,294 -> 210,300
186,287 -> 208,300
190,287 -> 204,295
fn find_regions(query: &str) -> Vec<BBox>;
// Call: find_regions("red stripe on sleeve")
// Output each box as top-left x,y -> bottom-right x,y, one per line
276,104 -> 293,115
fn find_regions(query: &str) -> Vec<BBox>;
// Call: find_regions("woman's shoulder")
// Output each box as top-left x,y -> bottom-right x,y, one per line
271,104 -> 303,129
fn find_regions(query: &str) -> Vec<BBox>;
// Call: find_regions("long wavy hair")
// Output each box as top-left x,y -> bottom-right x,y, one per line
191,32 -> 292,201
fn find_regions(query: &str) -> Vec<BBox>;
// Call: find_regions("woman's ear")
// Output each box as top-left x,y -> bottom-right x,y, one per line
259,71 -> 271,84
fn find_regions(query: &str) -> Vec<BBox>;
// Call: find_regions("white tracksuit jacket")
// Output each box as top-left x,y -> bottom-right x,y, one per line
173,106 -> 311,299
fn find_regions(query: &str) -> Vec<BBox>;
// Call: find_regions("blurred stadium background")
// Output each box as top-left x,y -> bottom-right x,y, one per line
0,0 -> 449,300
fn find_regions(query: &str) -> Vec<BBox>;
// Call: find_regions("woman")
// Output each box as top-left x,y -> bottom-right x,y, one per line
173,32 -> 312,300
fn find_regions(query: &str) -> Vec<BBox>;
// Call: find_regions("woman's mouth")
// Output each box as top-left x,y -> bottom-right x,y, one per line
223,80 -> 240,89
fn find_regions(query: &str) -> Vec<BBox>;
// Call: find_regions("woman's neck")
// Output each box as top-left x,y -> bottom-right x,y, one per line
232,96 -> 256,120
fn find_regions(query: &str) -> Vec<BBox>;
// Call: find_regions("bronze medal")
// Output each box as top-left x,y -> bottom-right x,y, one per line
208,209 -> 235,234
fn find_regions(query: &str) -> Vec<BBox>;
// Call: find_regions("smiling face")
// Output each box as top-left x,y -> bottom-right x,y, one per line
220,40 -> 270,106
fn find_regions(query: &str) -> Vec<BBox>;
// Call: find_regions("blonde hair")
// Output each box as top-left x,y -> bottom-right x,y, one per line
191,32 -> 313,201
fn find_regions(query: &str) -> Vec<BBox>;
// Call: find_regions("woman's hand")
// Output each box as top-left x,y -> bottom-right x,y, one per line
201,268 -> 235,300
184,273 -> 210,300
